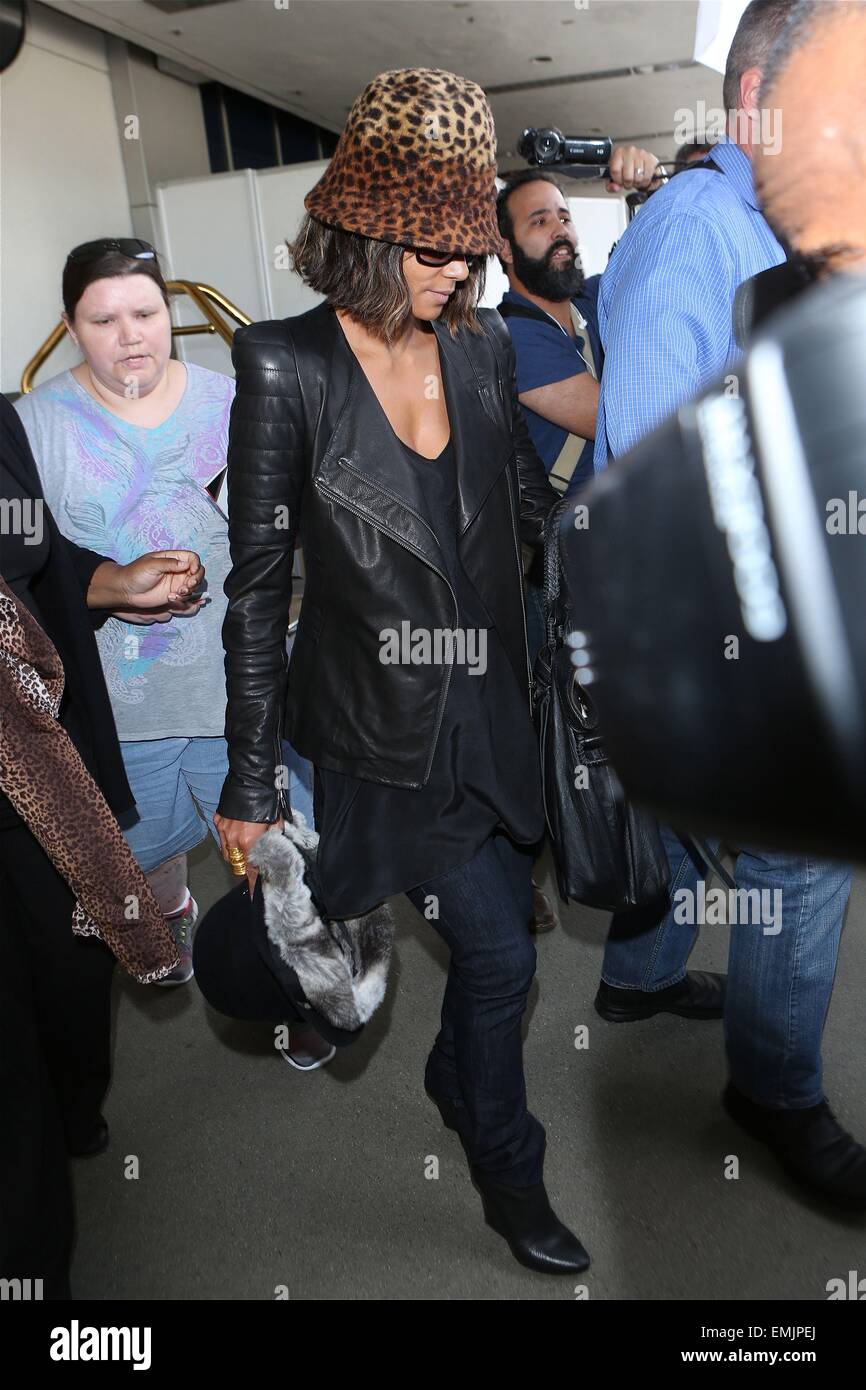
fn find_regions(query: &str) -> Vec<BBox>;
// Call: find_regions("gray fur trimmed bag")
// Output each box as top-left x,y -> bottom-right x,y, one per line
247,813 -> 394,1033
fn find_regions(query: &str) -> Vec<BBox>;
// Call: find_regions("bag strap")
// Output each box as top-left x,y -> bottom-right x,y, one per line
548,431 -> 587,495
569,304 -> 599,379
677,154 -> 725,177
541,496 -> 572,650
498,299 -> 557,326
679,832 -> 737,890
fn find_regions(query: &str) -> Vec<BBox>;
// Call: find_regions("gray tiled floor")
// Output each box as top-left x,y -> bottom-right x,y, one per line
71,842 -> 866,1300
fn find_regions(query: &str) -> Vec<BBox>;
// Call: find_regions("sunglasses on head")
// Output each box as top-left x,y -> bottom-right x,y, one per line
66,238 -> 157,264
407,246 -> 485,272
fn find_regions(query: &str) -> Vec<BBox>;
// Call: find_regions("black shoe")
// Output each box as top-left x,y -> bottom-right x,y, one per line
594,971 -> 726,1023
472,1171 -> 591,1274
68,1117 -> 109,1158
529,882 -> 559,935
723,1083 -> 866,1211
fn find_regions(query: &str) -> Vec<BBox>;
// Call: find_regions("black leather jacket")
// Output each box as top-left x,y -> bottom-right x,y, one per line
217,300 -> 558,824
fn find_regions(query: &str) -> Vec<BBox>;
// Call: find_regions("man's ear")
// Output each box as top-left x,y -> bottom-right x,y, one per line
500,238 -> 514,270
60,311 -> 78,347
740,64 -> 764,114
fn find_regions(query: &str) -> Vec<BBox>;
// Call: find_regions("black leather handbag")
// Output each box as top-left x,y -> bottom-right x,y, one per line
533,499 -> 670,911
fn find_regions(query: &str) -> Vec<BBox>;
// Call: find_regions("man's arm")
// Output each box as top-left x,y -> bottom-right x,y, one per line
519,373 -> 599,440
598,211 -> 735,459
510,311 -> 600,440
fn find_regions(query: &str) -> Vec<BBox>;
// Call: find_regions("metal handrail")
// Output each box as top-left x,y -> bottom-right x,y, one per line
20,280 -> 252,392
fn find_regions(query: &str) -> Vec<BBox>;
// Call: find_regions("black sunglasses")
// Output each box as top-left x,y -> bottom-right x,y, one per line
407,246 -> 485,272
66,238 -> 157,264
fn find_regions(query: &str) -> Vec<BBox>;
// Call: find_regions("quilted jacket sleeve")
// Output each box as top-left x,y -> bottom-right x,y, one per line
480,307 -> 558,546
217,321 -> 306,824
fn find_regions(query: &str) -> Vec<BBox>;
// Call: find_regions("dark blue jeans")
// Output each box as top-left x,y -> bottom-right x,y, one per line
406,831 -> 546,1187
603,825 -> 852,1108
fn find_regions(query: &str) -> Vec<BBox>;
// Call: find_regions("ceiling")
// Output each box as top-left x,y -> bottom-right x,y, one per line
42,0 -> 723,165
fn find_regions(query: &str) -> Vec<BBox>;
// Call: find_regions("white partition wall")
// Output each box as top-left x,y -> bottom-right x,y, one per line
2,6 -> 133,393
156,169 -> 274,377
154,162 -> 629,377
568,194 -> 629,277
257,162 -> 331,321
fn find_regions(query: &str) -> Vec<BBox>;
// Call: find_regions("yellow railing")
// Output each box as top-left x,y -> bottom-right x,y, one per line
20,280 -> 252,393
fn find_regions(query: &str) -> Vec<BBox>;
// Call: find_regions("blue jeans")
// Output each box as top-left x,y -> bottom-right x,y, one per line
118,736 -> 227,873
406,832 -> 546,1187
603,825 -> 852,1108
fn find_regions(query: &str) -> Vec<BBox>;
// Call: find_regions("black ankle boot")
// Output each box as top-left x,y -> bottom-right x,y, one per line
472,1171 -> 590,1274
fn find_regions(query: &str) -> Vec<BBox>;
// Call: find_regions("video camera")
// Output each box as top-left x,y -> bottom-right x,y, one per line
517,127 -> 613,180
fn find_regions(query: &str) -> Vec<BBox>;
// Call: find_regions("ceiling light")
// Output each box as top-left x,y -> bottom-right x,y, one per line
144,1 -> 237,12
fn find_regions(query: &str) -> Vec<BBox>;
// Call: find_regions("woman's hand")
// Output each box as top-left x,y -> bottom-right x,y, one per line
86,551 -> 205,619
213,813 -> 284,894
120,550 -> 206,612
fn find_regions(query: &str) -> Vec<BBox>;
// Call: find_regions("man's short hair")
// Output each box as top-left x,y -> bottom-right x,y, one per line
673,139 -> 717,171
761,0 -> 862,99
496,169 -> 566,246
723,0 -> 796,112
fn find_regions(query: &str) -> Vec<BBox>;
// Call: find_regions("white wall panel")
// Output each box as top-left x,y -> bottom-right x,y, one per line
1,5 -> 132,393
257,161 -> 329,322
156,169 -> 271,377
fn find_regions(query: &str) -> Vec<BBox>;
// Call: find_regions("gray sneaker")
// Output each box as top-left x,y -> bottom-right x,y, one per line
155,894 -> 198,987
278,1023 -> 336,1071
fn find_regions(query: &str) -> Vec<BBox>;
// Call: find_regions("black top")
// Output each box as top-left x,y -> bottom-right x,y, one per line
0,395 -> 133,829
313,432 -> 544,919
0,437 -> 94,828
1,455 -> 51,625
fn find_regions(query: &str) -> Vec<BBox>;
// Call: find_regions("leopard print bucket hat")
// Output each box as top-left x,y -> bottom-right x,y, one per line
304,67 -> 503,257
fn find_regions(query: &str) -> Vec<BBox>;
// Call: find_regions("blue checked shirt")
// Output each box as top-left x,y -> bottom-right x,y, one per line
593,138 -> 786,469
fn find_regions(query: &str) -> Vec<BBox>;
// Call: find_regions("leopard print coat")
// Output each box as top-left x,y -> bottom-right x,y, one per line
0,576 -> 177,982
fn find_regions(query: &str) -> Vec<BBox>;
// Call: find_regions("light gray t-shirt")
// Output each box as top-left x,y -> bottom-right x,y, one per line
16,364 -> 235,741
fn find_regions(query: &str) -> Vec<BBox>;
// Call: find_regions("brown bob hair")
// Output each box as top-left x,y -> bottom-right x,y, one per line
287,215 -> 487,342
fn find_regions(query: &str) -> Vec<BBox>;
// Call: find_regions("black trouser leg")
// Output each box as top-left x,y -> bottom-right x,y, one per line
0,825 -> 115,1150
0,823 -> 115,1297
407,831 -> 545,1187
